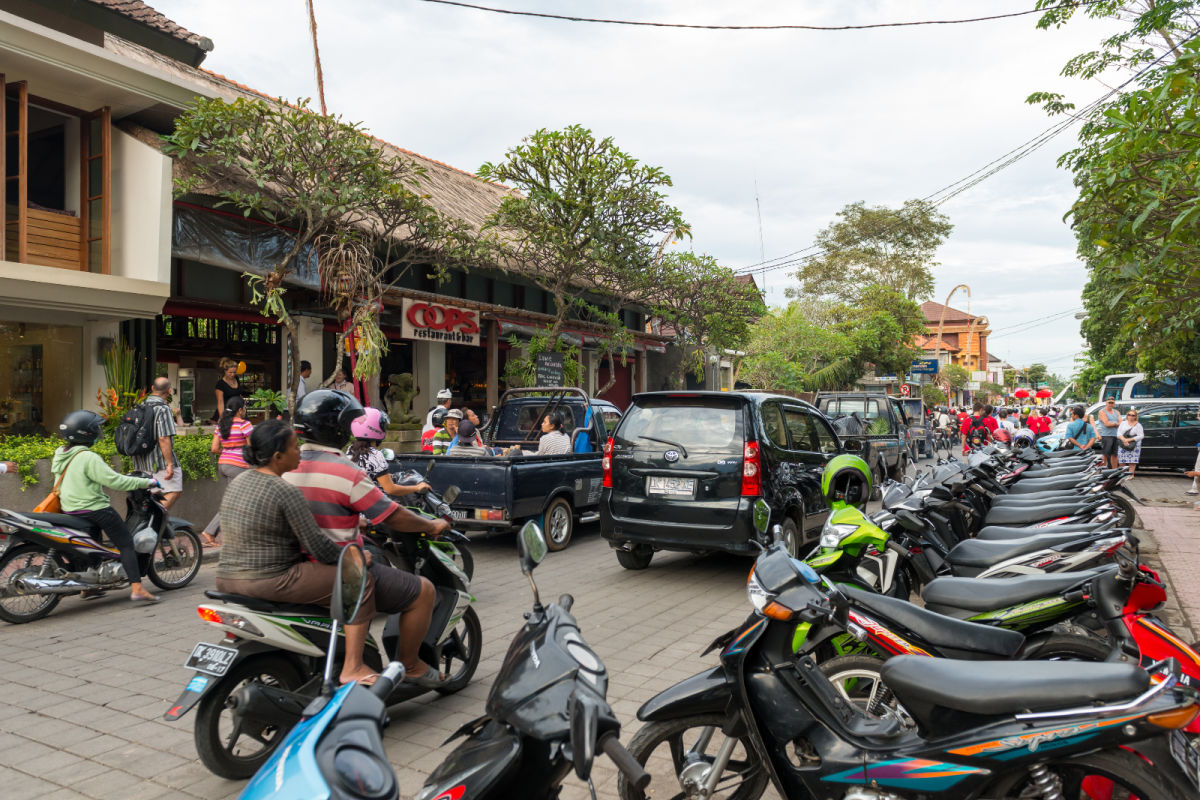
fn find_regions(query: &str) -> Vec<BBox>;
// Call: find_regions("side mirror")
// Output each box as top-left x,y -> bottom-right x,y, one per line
332,544 -> 368,626
569,693 -> 600,782
844,439 -> 862,453
518,520 -> 548,575
380,448 -> 395,461
752,498 -> 770,535
443,485 -> 461,505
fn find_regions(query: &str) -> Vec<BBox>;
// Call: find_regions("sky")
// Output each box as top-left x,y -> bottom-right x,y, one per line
151,0 -> 1125,376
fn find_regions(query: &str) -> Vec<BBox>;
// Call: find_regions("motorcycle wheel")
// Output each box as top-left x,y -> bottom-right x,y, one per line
1017,631 -> 1112,662
1111,493 -> 1139,529
0,544 -> 64,624
619,713 -> 769,800
194,654 -> 306,779
820,654 -> 916,730
146,526 -> 202,590
983,748 -> 1175,799
435,606 -> 482,695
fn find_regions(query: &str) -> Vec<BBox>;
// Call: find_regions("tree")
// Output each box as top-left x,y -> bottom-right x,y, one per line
651,252 -> 764,387
943,364 -> 970,390
1025,362 -> 1050,386
164,96 -> 460,411
477,126 -> 688,390
922,383 -> 947,407
787,199 -> 952,303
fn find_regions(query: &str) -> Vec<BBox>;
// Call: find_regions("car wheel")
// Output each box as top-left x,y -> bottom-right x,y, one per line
616,545 -> 653,570
544,497 -> 574,551
777,517 -> 802,558
870,461 -> 885,500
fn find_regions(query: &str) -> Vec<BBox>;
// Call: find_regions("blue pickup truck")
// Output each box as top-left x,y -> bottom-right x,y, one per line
388,388 -> 621,551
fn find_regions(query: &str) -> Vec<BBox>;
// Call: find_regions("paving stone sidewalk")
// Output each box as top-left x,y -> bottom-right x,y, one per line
1136,503 -> 1200,641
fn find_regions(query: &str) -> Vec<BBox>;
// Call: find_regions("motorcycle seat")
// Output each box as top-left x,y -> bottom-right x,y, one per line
984,502 -> 1096,525
841,586 -> 1023,658
922,568 -> 1111,613
203,590 -> 331,618
880,656 -> 1148,721
946,531 -> 1097,570
975,523 -> 1102,541
22,512 -> 101,536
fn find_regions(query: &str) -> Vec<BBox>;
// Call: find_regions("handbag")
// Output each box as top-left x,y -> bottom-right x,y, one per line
1119,438 -> 1138,452
33,449 -> 85,513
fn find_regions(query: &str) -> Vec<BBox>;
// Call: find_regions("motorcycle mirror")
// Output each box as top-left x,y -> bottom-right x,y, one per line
442,485 -> 461,505
425,458 -> 436,475
517,521 -> 547,610
380,448 -> 395,461
752,498 -> 770,535
325,544 -> 368,691
569,693 -> 600,782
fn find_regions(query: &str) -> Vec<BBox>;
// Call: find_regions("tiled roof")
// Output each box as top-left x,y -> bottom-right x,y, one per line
89,0 -> 206,46
921,300 -> 977,324
916,335 -> 959,352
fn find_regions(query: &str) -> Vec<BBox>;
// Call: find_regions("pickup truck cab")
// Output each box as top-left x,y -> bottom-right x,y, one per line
388,388 -> 620,551
600,391 -> 844,570
814,392 -> 914,493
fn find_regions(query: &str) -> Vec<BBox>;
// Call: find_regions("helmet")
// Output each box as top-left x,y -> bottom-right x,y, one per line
350,407 -> 389,441
431,407 -> 449,429
294,389 -> 363,449
1012,429 -> 1035,449
821,454 -> 871,510
993,427 -> 1012,443
59,410 -> 104,447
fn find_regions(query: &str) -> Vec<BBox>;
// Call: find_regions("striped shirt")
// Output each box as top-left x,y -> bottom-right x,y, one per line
131,395 -> 177,473
283,443 -> 397,542
218,419 -> 254,468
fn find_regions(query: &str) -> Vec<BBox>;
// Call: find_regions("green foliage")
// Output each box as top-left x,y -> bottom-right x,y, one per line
979,381 -> 1007,400
943,364 -> 970,389
502,331 -> 582,389
0,433 -> 215,490
95,339 -> 146,433
786,199 -> 952,303
922,384 -> 947,406
1025,363 -> 1050,386
248,388 -> 288,414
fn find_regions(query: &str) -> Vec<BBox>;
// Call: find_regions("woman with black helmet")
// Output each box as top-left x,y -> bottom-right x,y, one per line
54,410 -> 160,602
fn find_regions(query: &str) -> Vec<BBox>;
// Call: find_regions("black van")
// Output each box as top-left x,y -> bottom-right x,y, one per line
600,391 -> 843,569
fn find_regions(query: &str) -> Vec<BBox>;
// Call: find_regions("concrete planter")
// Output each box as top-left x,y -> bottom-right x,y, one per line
383,429 -> 423,454
0,458 -> 224,531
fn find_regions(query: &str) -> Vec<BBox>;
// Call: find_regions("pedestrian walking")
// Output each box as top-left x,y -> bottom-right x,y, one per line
1116,409 -> 1145,476
214,358 -> 244,421
132,378 -> 182,511
201,397 -> 253,548
1096,397 -> 1122,469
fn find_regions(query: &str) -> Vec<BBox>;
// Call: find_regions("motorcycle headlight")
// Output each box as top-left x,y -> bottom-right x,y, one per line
746,569 -> 771,612
820,519 -> 860,549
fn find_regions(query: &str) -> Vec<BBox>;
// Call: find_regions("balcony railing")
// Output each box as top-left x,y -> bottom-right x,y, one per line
4,205 -> 82,270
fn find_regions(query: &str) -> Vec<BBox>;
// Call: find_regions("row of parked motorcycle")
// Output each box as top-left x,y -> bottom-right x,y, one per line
170,438 -> 1200,799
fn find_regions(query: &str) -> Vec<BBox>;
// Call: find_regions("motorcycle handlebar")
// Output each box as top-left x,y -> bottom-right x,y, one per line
372,662 -> 406,700
558,594 -> 574,612
599,733 -> 650,792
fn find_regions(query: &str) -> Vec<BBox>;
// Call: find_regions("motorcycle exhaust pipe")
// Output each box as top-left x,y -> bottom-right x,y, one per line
9,576 -> 94,595
225,682 -> 308,729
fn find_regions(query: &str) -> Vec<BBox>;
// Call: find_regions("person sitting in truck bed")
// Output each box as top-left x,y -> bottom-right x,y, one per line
536,411 -> 572,455
446,420 -> 492,457
431,409 -> 462,455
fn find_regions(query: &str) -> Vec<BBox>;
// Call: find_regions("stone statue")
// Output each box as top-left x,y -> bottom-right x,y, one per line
385,373 -> 422,428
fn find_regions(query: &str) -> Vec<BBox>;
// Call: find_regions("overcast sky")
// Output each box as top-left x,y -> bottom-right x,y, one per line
152,0 -> 1124,376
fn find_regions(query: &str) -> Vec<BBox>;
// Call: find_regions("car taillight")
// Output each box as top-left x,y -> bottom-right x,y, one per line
602,437 -> 614,488
742,441 -> 761,496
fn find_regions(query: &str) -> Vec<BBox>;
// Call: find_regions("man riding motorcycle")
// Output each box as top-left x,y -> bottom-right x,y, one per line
287,389 -> 450,688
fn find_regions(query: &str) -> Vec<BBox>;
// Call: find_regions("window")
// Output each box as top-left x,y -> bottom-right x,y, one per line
783,407 -> 840,454
1179,404 -> 1200,428
599,408 -> 622,433
761,402 -> 787,447
616,401 -> 743,453
1138,408 -> 1173,430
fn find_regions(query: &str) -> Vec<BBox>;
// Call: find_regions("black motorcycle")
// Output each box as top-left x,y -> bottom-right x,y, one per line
620,544 -> 1200,799
0,480 -> 202,623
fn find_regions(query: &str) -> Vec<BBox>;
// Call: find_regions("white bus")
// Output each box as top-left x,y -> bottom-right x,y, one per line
1098,373 -> 1200,403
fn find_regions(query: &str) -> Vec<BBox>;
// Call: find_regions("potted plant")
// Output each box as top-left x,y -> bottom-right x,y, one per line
247,388 -> 287,421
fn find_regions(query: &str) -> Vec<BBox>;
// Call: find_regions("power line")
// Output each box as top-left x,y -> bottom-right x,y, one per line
417,0 -> 1103,31
989,308 -> 1085,339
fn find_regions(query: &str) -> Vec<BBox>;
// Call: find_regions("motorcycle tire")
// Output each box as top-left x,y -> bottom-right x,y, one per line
435,605 -> 482,695
619,713 -> 770,800
146,526 -> 202,590
1111,493 -> 1139,529
1016,631 -> 1112,662
983,747 -> 1176,799
820,654 -> 915,729
194,654 -> 306,779
0,544 -> 64,624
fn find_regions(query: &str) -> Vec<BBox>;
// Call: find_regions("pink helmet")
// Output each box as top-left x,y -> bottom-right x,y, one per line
350,407 -> 388,441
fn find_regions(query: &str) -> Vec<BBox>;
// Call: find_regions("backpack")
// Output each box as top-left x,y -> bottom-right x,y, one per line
966,415 -> 990,448
114,402 -> 159,456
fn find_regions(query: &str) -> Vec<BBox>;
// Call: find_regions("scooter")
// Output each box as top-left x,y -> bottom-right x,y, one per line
0,480 -> 202,623
164,519 -> 480,779
239,523 -> 651,800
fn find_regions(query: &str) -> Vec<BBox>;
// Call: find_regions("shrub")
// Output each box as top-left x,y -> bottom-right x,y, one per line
0,433 -> 216,490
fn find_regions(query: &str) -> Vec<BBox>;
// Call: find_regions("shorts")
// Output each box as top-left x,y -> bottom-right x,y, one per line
368,562 -> 423,614
1100,437 -> 1119,457
155,455 -> 183,493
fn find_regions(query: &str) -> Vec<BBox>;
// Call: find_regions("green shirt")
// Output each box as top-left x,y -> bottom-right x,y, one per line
431,429 -> 453,455
50,445 -> 153,512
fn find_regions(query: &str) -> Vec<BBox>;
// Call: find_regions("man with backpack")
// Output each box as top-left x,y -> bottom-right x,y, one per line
960,403 -> 996,453
126,378 -> 182,510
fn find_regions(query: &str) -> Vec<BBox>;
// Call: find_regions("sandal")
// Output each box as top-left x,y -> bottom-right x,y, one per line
404,668 -> 446,689
200,534 -> 219,549
340,672 -> 380,687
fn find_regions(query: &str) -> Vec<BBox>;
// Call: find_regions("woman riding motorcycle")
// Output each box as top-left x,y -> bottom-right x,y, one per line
346,407 -> 431,499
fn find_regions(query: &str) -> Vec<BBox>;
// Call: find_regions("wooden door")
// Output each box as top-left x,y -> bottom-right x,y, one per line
3,79 -> 28,263
80,107 -> 110,273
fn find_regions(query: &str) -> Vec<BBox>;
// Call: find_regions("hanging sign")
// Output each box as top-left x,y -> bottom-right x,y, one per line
535,352 -> 565,387
401,299 -> 481,346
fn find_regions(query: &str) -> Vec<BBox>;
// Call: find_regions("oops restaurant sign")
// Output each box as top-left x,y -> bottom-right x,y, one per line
401,299 -> 481,347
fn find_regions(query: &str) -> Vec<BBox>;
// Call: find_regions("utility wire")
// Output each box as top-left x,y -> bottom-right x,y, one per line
417,0 -> 1103,31
988,307 -> 1083,334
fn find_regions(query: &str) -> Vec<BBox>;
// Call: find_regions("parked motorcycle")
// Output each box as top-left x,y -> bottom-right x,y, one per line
620,544 -> 1200,800
164,517 -> 480,779
0,481 -> 201,623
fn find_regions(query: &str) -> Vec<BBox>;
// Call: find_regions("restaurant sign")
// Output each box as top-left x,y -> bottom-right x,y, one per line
401,299 -> 481,346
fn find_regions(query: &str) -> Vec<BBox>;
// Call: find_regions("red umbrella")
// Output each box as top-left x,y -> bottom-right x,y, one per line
1035,388 -> 1053,398
1013,388 -> 1031,399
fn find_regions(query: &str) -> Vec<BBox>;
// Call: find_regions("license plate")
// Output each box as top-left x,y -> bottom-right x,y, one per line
1171,730 -> 1200,791
450,509 -> 468,520
646,476 -> 696,496
185,642 -> 238,677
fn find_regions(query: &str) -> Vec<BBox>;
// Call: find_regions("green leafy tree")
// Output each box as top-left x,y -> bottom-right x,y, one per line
1025,362 -> 1050,386
739,303 -> 854,392
477,125 -> 688,389
787,199 -> 952,303
943,363 -> 970,390
922,383 -> 947,406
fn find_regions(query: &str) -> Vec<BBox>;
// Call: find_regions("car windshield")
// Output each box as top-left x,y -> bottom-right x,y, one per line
616,400 -> 743,452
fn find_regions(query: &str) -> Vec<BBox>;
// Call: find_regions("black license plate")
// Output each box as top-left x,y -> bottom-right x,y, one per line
185,642 -> 238,677
1171,730 -> 1200,791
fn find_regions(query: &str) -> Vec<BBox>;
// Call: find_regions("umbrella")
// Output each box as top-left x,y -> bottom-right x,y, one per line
1035,388 -> 1053,398
1013,388 -> 1031,399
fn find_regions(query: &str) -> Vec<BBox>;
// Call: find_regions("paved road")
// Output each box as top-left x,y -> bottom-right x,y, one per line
0,524 -> 764,799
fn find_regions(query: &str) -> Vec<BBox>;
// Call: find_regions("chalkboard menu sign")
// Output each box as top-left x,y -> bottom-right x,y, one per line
535,352 -> 565,387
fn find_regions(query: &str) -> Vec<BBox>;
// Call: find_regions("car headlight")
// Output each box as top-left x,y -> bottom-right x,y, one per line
746,569 -> 771,612
820,520 -> 860,549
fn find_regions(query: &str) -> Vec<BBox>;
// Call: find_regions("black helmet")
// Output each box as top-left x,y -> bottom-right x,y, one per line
59,410 -> 104,446
294,389 -> 363,449
431,407 -> 449,429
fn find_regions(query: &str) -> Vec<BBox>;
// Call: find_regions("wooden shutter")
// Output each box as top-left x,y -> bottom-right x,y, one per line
4,79 -> 28,263
80,106 -> 110,274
